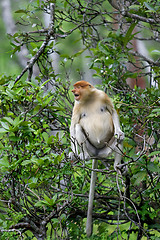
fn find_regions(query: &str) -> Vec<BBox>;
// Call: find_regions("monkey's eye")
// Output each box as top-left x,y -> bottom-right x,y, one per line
100,107 -> 105,112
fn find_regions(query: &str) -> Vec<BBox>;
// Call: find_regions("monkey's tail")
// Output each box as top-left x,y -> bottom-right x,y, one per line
86,159 -> 98,237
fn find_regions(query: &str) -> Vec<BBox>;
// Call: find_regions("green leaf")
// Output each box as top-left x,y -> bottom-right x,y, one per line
124,22 -> 137,46
27,81 -> 39,89
6,89 -> 16,99
44,194 -> 52,204
98,42 -> 109,55
2,117 -> 14,125
52,218 -> 59,228
34,201 -> 44,207
151,50 -> 160,55
47,135 -> 54,144
15,9 -> 28,14
8,81 -> 15,89
52,194 -> 58,204
148,162 -> 160,173
64,1 -> 68,8
33,105 -> 40,115
21,160 -> 32,166
13,117 -> 24,128
72,49 -> 86,58
133,109 -> 139,115
1,122 -> 9,130
28,177 -> 38,188
152,108 -> 160,113
0,128 -> 8,133
35,194 -> 58,207
15,87 -> 24,94
42,132 -> 49,143
134,171 -> 146,185
129,5 -> 140,10
43,96 -> 53,106
148,151 -> 160,157
40,79 -> 52,88
53,153 -> 64,164
0,156 -> 9,168
144,2 -> 156,12
0,142 -> 4,149
148,108 -> 160,118
12,45 -> 21,55
9,136 -> 20,142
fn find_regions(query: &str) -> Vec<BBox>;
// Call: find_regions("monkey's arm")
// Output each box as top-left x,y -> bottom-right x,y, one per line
112,109 -> 124,141
69,122 -> 92,160
69,120 -> 78,160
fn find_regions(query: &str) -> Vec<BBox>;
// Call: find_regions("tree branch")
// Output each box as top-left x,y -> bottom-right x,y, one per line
14,3 -> 55,83
108,0 -> 160,24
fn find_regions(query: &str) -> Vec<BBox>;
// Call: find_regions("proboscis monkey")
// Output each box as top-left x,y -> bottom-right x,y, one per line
69,81 -> 124,237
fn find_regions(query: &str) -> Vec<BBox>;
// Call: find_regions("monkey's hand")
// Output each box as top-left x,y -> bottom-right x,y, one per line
114,129 -> 124,142
69,151 -> 90,161
69,152 -> 77,161
79,152 -> 90,160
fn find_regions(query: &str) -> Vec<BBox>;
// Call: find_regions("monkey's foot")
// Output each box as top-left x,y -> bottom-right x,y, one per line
79,152 -> 91,160
114,130 -> 125,141
114,163 -> 128,175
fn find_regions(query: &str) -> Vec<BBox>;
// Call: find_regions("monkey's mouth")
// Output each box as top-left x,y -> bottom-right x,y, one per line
74,94 -> 80,100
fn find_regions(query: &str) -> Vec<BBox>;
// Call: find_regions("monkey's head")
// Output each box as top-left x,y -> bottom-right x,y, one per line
72,81 -> 94,102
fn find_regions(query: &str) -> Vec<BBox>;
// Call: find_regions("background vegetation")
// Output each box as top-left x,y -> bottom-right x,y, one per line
0,0 -> 159,239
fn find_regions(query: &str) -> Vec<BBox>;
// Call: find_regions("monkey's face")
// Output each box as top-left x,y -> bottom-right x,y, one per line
72,85 -> 93,102
72,86 -> 82,101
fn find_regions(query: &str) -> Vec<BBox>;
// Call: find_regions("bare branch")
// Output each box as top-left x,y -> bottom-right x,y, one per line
14,4 -> 55,83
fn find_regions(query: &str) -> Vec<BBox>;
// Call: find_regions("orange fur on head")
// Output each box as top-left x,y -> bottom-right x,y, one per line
73,80 -> 92,88
72,81 -> 94,101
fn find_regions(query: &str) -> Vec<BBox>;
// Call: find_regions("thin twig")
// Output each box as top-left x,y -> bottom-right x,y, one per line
14,4 -> 55,83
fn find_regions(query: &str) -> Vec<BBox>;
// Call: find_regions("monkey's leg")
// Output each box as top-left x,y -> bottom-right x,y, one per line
75,124 -> 96,160
95,136 -> 117,159
86,159 -> 98,237
114,141 -> 125,172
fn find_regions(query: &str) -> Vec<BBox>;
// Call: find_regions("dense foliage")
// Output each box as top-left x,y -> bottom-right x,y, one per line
0,0 -> 159,239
